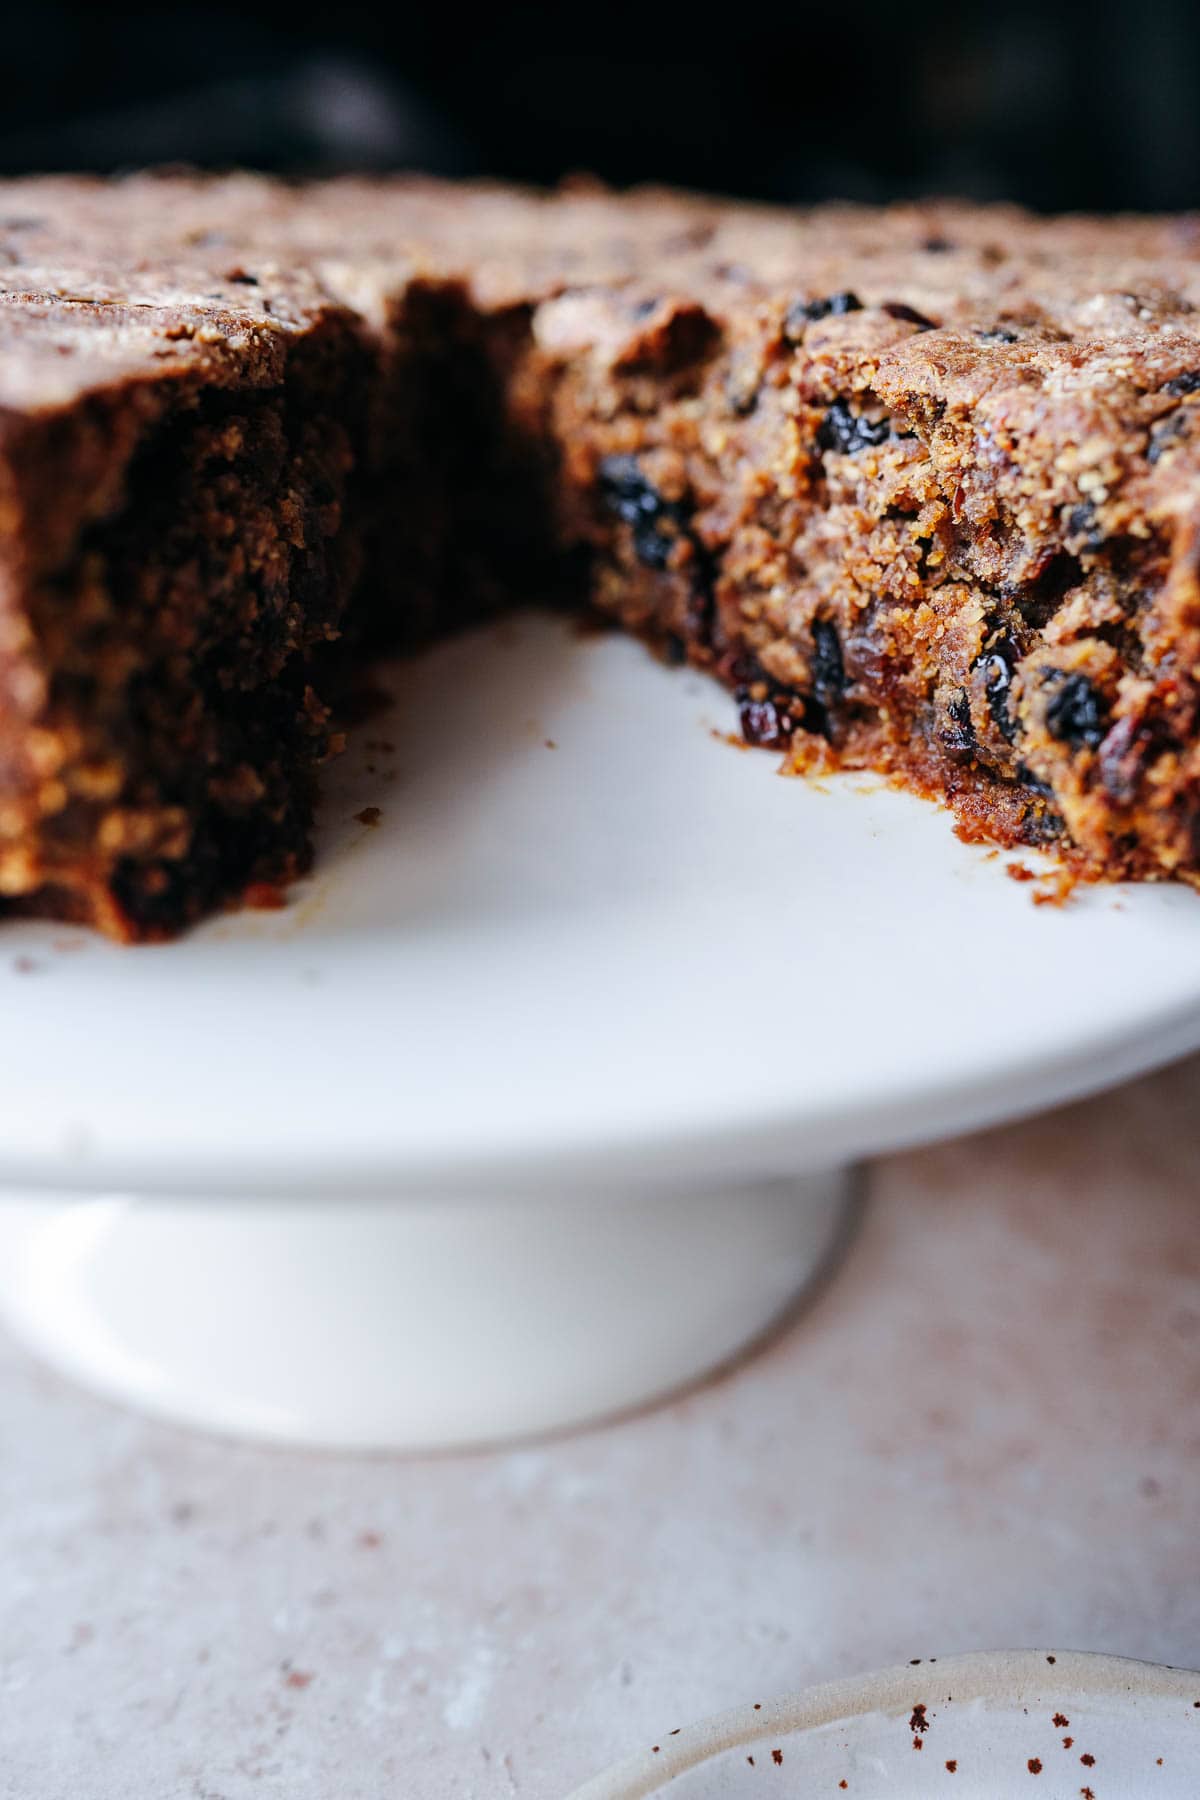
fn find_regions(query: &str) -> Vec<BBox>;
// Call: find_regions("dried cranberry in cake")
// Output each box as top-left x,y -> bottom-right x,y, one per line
941,687 -> 977,757
802,618 -> 848,739
1044,673 -> 1110,750
881,300 -> 940,330
738,694 -> 791,749
817,399 -> 891,455
783,291 -> 863,337
979,638 -> 1021,745
597,455 -> 691,571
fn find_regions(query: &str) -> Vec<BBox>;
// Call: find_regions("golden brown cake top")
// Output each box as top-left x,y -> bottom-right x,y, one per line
0,172 -> 1198,415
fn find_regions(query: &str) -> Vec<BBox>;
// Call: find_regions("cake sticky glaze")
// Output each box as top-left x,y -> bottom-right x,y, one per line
1,172 -> 1200,937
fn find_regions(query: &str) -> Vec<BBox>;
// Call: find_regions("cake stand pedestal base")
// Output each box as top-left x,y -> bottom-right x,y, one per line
0,1171 -> 854,1450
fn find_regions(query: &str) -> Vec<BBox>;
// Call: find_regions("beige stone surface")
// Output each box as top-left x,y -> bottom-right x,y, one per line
2,1057 -> 1199,1798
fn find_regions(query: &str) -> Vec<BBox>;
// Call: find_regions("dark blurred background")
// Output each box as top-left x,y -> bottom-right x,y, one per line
0,0 -> 1197,211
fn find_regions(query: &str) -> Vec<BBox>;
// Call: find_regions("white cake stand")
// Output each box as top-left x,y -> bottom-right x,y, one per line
0,613 -> 1198,1450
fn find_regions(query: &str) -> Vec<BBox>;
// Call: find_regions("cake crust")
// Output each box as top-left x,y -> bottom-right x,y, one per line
1,174 -> 1200,934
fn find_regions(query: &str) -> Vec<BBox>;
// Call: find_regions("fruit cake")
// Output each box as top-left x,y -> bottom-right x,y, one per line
1,172 -> 1199,937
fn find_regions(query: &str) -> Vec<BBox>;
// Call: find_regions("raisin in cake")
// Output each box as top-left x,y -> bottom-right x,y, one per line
1,173 -> 1199,937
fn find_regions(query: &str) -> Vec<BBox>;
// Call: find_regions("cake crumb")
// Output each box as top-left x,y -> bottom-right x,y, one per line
243,882 -> 287,912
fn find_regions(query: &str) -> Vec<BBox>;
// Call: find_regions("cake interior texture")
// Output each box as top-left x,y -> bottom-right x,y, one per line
2,173 -> 1200,937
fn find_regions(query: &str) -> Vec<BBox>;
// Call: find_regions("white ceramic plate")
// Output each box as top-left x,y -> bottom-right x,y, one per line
3,615 -> 1200,1445
1,611 -> 1198,1199
569,1650 -> 1200,1798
